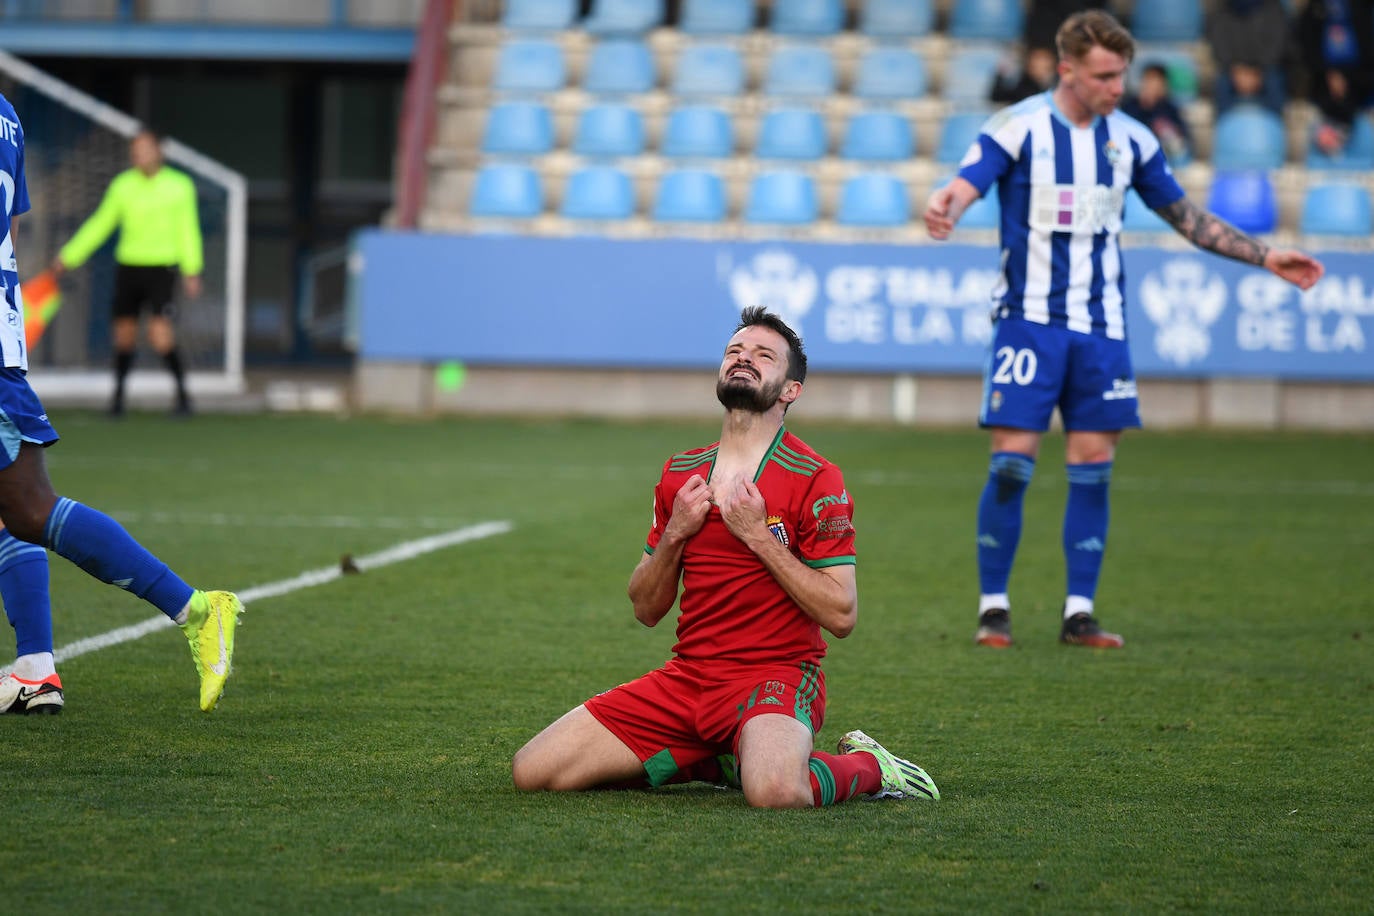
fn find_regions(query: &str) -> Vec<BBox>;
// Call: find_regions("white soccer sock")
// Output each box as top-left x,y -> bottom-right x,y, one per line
1064,595 -> 1094,618
14,652 -> 56,680
979,594 -> 1010,615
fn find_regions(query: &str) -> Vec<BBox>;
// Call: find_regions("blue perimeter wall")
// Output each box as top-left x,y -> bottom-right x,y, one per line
357,232 -> 1374,381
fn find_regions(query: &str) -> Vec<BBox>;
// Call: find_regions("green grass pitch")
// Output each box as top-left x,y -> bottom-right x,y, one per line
2,410 -> 1370,913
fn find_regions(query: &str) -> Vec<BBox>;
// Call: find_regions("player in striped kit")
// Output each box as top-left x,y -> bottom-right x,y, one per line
924,10 -> 1324,648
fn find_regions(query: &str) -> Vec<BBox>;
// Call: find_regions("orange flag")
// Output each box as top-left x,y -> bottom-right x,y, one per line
20,269 -> 62,348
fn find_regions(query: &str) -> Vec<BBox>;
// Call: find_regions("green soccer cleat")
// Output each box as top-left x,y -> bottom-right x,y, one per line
837,730 -> 939,801
180,590 -> 243,712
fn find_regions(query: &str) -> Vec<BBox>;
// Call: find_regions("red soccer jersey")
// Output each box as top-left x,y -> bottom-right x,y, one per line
644,428 -> 857,667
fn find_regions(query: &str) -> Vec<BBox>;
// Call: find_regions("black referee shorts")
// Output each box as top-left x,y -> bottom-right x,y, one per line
111,264 -> 178,319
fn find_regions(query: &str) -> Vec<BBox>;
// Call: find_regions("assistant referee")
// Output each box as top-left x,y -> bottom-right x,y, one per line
52,129 -> 202,417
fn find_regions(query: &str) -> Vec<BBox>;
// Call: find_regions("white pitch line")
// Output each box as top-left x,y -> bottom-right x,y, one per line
0,521 -> 512,675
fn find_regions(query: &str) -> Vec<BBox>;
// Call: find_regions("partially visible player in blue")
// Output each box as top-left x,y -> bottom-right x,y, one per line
924,10 -> 1324,648
0,92 -> 242,714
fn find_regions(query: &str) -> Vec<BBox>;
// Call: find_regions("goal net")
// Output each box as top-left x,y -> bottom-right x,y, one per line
0,49 -> 246,405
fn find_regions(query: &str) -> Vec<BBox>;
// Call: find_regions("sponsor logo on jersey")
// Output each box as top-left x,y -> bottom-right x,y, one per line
1102,378 -> 1138,401
811,490 -> 850,518
816,516 -> 854,541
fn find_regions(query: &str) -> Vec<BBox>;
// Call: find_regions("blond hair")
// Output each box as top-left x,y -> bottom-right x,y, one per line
1055,9 -> 1135,64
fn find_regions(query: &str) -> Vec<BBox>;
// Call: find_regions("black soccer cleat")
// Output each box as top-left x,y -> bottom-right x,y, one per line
1060,611 -> 1124,648
974,608 -> 1013,648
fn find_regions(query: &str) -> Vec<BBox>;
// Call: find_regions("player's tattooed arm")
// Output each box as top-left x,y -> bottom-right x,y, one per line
1158,197 -> 1270,267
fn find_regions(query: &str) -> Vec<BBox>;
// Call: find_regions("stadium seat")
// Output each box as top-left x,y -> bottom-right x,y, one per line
679,0 -> 753,35
841,110 -> 915,161
948,0 -> 1023,41
853,47 -> 928,101
672,43 -> 746,97
1123,189 -> 1173,234
860,0 -> 934,39
653,169 -> 728,221
837,173 -> 909,226
502,0 -> 577,30
481,101 -> 555,156
745,171 -> 819,224
492,40 -> 567,94
583,0 -> 664,35
770,0 -> 844,36
935,111 -> 987,165
1300,183 -> 1374,236
1206,171 -> 1277,234
959,185 -> 1000,229
470,163 -> 544,218
1212,105 -> 1286,171
661,105 -> 734,158
561,166 -> 637,219
1306,115 -> 1374,171
572,103 -> 646,157
942,47 -> 1003,105
583,39 -> 656,95
1131,0 -> 1202,43
755,108 -> 828,160
763,44 -> 837,99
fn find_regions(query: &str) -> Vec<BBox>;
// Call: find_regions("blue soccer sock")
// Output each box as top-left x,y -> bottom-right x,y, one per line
0,529 -> 53,657
977,452 -> 1036,600
1063,461 -> 1113,606
42,498 -> 194,621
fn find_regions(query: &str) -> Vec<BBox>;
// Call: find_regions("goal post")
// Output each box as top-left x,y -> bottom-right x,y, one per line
0,48 -> 246,404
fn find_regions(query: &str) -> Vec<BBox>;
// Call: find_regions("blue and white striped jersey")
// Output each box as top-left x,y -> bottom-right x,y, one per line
0,92 -> 29,369
957,91 -> 1185,340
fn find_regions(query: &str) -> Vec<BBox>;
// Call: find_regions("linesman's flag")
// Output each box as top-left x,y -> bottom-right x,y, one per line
21,269 -> 61,348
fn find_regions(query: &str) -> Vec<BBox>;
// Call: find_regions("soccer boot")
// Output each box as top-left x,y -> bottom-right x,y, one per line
1060,611 -> 1124,648
837,730 -> 939,801
180,590 -> 244,712
0,672 -> 64,715
715,753 -> 742,790
974,608 -> 1013,648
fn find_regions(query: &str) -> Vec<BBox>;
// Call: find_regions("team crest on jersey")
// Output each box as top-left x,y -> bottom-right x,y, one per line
1103,139 -> 1122,167
766,515 -> 790,547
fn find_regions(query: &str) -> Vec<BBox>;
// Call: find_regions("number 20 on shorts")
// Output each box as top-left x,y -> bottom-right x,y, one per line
992,347 -> 1038,386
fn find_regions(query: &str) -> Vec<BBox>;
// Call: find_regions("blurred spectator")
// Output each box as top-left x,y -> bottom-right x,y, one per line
1025,0 -> 1108,49
990,46 -> 1057,105
1122,63 -> 1192,163
1297,0 -> 1374,155
1207,0 -> 1290,115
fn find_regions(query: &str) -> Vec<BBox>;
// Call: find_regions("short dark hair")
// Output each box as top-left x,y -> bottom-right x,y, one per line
735,306 -> 807,384
1141,62 -> 1169,81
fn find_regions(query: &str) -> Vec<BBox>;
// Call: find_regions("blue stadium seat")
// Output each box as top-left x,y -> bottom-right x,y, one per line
745,170 -> 819,224
470,164 -> 544,218
841,110 -> 914,161
771,0 -> 844,36
572,104 -> 646,157
948,0 -> 1023,41
958,184 -> 1000,229
1306,115 -> 1374,171
502,0 -> 577,31
672,43 -> 746,97
661,105 -> 734,158
1300,183 -> 1373,236
481,101 -> 555,156
653,169 -> 728,221
763,44 -> 837,99
837,173 -> 909,226
853,47 -> 928,101
1207,171 -> 1277,234
679,0 -> 754,35
942,47 -> 1002,105
583,39 -> 656,94
1212,105 -> 1286,171
860,0 -> 934,38
935,111 -> 987,165
1123,189 -> 1173,233
561,166 -> 636,219
492,40 -> 567,94
1131,0 -> 1202,43
583,0 -> 664,35
755,108 -> 828,160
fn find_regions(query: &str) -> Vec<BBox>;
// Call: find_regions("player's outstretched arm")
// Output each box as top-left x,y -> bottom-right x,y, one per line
1157,197 -> 1325,290
627,474 -> 711,627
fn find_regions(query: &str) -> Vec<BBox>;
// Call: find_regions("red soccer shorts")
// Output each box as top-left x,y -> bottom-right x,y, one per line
584,656 -> 826,787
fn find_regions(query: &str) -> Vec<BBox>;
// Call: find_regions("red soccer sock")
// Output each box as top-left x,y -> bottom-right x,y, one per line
808,751 -> 882,806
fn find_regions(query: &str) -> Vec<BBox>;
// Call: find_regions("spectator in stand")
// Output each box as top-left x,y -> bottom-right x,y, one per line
990,46 -> 1058,105
1122,63 -> 1192,164
1297,0 -> 1374,156
1208,0 -> 1290,115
